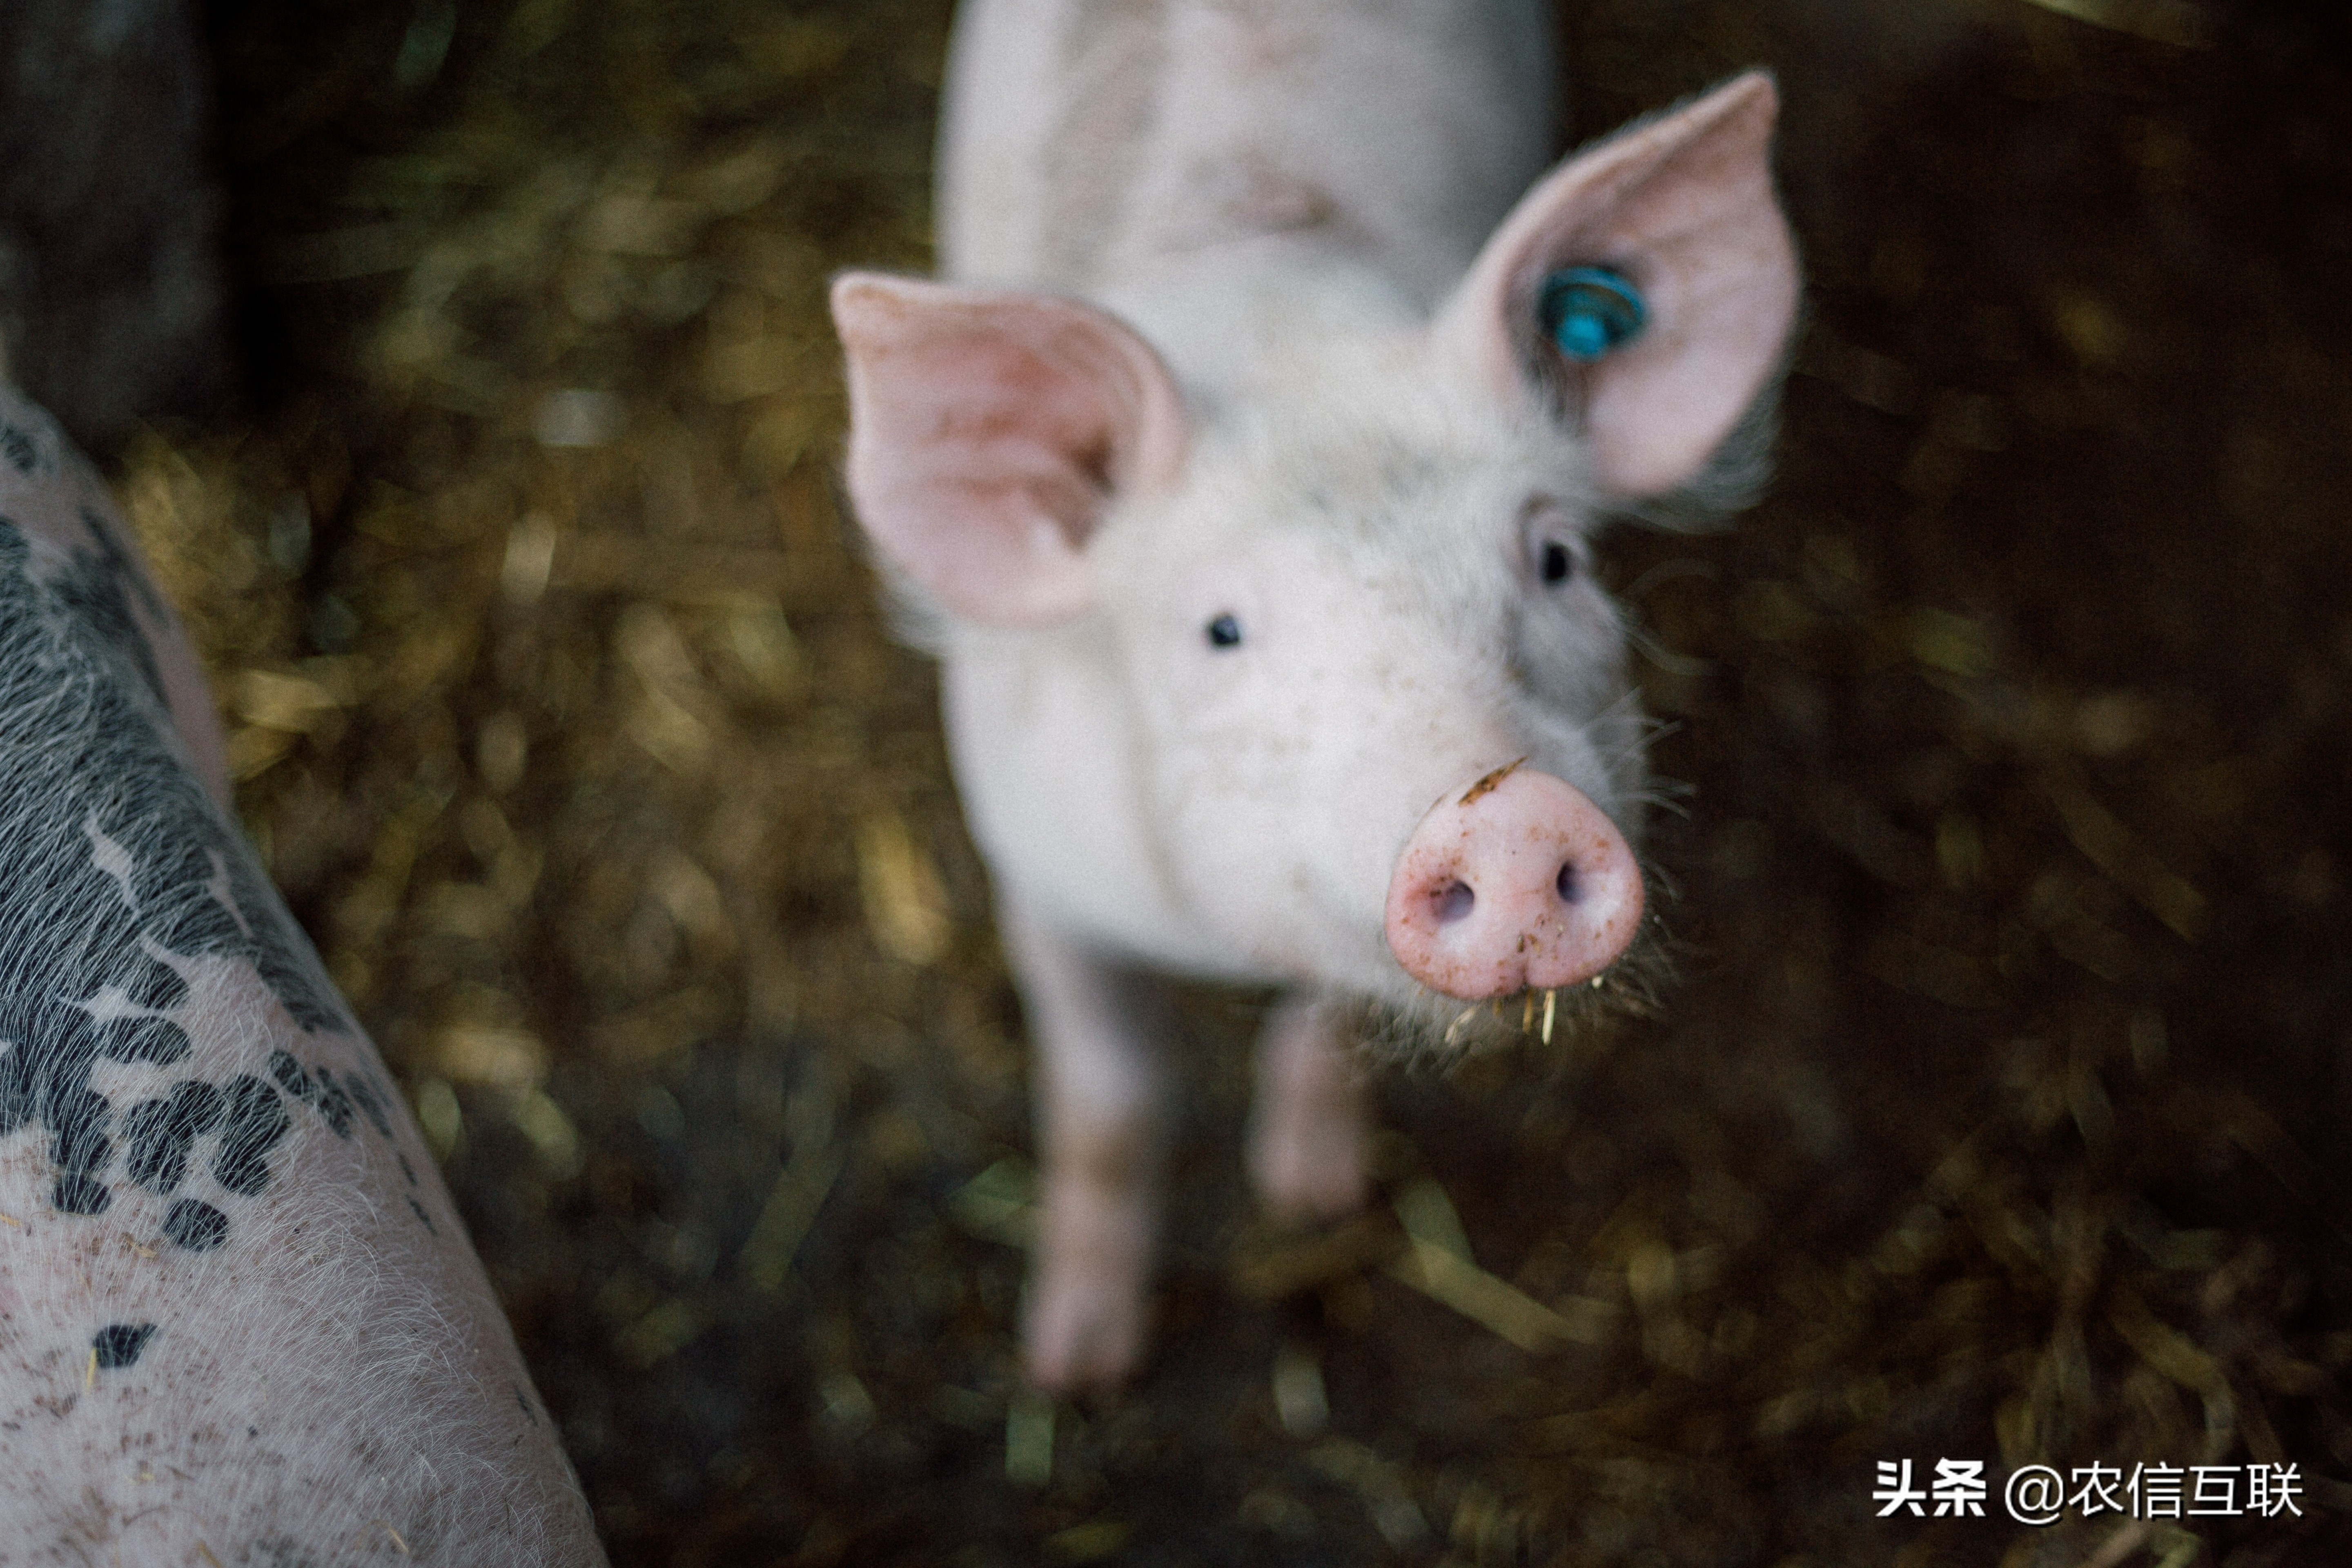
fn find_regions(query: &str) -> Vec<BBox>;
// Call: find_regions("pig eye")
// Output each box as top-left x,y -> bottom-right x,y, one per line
1539,267 -> 1647,363
1538,540 -> 1575,586
1205,613 -> 1242,649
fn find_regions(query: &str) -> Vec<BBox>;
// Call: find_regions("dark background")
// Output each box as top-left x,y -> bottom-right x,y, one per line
18,0 -> 2352,1561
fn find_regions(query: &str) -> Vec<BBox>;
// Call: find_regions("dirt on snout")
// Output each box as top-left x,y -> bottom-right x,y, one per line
97,0 -> 2352,1562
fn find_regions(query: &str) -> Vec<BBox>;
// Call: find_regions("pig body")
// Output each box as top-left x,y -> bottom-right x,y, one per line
0,389 -> 606,1563
833,0 -> 1799,1388
936,0 -> 1557,307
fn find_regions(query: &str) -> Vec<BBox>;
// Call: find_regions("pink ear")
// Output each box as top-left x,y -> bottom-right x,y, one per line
1434,71 -> 1799,500
831,274 -> 1187,624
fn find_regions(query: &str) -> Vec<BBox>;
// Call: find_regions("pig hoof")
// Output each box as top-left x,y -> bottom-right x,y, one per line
1024,1276 -> 1147,1392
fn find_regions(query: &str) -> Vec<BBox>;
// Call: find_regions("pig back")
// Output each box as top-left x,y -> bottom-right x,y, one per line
937,0 -> 1557,308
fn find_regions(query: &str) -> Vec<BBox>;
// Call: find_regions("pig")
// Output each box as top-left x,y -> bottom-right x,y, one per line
830,0 -> 1799,1390
0,386 -> 606,1562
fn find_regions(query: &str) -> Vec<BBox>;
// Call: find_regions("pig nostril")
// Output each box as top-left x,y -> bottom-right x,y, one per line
1387,769 -> 1645,1000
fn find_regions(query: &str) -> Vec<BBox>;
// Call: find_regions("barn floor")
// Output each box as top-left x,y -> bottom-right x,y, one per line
123,0 -> 2352,1561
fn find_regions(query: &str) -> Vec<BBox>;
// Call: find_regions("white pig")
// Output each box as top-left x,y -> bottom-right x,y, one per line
830,0 -> 1799,1390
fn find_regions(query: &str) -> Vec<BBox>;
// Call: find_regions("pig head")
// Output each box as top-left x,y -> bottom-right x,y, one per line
831,4 -> 1798,1390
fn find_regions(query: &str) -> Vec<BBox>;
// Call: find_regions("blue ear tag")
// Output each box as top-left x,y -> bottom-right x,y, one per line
1539,267 -> 1647,363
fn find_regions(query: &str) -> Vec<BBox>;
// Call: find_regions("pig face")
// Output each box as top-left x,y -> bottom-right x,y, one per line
1085,323 -> 1648,1012
833,72 -> 1798,1041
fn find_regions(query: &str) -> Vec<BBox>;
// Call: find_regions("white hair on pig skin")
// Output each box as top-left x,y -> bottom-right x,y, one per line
0,389 -> 605,1564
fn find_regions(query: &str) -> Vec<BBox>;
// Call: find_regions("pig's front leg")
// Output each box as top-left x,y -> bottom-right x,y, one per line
1247,992 -> 1371,1223
1000,903 -> 1174,1391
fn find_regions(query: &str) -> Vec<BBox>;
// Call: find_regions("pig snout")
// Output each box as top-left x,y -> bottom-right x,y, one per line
1384,762 -> 1643,1000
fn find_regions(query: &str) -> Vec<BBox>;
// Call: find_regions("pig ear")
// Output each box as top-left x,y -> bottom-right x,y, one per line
1434,71 -> 1799,501
831,273 -> 1187,624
